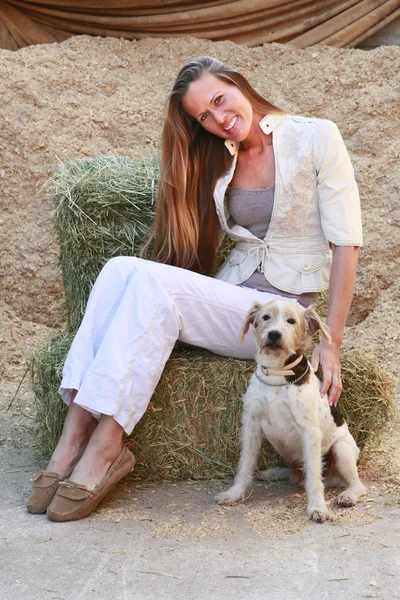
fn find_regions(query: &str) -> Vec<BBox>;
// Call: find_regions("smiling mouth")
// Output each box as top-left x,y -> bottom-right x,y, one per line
224,116 -> 238,132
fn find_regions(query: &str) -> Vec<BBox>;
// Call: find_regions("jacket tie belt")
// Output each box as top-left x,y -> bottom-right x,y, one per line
244,241 -> 270,274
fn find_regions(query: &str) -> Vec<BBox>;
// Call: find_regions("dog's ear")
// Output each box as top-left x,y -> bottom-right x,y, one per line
303,305 -> 332,344
239,301 -> 262,342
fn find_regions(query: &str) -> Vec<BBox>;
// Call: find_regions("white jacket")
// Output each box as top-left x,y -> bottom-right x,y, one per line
213,113 -> 363,294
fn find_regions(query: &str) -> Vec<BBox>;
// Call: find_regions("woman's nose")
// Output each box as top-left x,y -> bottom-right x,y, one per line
211,109 -> 225,124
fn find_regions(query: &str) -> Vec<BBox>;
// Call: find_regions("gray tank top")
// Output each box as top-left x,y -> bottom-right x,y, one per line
227,187 -> 319,308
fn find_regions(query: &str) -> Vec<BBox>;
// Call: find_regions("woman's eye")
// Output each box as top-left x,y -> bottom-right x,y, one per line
287,318 -> 296,324
215,95 -> 223,105
262,314 -> 270,321
200,112 -> 208,122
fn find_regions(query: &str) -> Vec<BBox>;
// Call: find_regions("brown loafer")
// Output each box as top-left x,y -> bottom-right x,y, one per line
46,445 -> 135,522
27,462 -> 77,514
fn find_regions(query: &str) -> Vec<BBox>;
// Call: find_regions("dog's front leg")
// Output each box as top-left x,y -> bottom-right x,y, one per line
301,427 -> 330,523
215,408 -> 263,506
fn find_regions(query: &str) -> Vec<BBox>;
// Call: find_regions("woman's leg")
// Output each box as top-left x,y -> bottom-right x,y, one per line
43,257 -> 143,480
46,391 -> 97,476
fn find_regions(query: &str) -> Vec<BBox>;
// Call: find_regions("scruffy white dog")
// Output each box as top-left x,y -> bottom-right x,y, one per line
215,300 -> 367,523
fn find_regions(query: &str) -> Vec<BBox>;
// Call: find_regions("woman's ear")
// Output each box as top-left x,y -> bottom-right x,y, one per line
239,301 -> 262,342
303,305 -> 332,344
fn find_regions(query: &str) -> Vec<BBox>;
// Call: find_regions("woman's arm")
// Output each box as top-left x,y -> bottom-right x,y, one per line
311,119 -> 363,406
311,244 -> 359,406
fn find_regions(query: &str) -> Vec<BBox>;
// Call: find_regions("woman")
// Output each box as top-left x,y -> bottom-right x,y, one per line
28,56 -> 362,521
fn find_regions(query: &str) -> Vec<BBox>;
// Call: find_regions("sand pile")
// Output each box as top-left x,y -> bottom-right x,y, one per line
0,35 -> 399,425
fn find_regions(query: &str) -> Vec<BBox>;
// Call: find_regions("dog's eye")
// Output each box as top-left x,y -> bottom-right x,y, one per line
262,314 -> 270,321
287,318 -> 296,325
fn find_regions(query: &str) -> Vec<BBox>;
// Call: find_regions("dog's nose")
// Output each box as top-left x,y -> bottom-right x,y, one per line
268,330 -> 281,341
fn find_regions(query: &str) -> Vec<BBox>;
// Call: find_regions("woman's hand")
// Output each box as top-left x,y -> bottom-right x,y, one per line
311,338 -> 342,406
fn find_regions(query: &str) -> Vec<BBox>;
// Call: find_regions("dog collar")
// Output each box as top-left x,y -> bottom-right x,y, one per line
255,358 -> 310,387
260,354 -> 304,377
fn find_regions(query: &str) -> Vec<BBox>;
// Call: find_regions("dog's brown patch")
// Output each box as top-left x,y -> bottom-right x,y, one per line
284,354 -> 311,386
322,448 -> 335,478
330,404 -> 344,427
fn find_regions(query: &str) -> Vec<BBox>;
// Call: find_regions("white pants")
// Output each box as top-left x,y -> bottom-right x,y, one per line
59,257 -> 291,434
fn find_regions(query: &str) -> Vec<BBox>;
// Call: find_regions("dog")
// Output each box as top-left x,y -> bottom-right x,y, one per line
215,300 -> 367,523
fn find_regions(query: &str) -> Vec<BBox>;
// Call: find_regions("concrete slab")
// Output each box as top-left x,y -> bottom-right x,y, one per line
1,446 -> 399,600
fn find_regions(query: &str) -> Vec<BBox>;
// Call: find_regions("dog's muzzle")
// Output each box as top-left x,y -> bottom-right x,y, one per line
264,330 -> 282,350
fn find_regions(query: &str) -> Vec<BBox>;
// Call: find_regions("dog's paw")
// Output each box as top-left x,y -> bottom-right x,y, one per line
308,507 -> 330,523
334,483 -> 368,508
334,492 -> 356,507
214,487 -> 246,506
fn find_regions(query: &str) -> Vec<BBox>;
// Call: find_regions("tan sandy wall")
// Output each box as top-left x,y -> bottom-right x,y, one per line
0,35 -> 399,401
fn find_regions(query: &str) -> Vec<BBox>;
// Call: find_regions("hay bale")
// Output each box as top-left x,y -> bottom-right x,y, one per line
51,155 -> 159,331
37,154 -> 394,480
31,333 -> 394,480
31,332 -> 72,457
51,154 -> 234,331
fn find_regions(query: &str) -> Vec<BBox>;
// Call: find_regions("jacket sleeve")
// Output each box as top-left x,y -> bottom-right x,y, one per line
314,119 -> 363,246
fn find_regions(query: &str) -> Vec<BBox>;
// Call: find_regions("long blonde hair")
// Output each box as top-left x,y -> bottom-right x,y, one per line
144,56 -> 282,275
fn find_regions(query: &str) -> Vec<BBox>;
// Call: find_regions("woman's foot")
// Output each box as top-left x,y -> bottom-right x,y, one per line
67,415 -> 125,491
27,466 -> 76,514
68,440 -> 123,491
46,416 -> 131,522
46,445 -> 135,522
27,398 -> 98,514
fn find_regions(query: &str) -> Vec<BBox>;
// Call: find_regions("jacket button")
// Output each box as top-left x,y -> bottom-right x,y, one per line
303,263 -> 310,270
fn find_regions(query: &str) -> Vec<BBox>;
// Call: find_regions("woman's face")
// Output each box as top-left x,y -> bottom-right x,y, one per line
182,72 -> 254,142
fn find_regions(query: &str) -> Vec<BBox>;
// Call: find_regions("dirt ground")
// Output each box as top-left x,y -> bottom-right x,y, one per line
2,445 -> 399,600
0,35 -> 399,485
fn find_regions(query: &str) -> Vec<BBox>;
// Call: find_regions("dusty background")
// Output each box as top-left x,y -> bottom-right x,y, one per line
0,36 -> 399,470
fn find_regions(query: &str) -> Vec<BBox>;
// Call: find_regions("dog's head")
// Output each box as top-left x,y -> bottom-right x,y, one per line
239,299 -> 332,357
